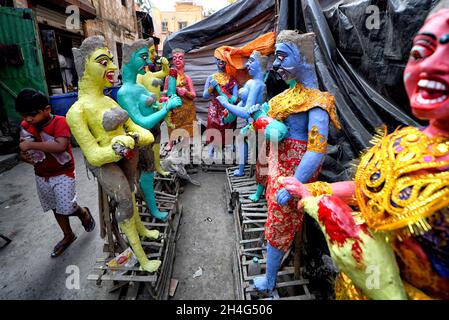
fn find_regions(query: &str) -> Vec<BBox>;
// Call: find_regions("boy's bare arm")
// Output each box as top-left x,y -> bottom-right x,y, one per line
19,137 -> 69,153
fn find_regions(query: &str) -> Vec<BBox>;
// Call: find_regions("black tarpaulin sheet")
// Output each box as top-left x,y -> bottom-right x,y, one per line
277,1 -> 440,292
163,0 -> 275,56
277,0 -> 438,182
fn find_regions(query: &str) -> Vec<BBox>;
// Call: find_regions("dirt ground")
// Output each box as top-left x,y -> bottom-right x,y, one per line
0,147 -> 235,300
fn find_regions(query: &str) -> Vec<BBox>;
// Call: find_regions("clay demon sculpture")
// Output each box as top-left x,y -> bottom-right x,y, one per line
203,48 -> 239,158
117,39 -> 182,222
67,36 -> 162,273
282,3 -> 449,300
137,39 -> 169,101
163,48 -> 197,150
217,51 -> 271,201
249,31 -> 340,295
136,38 -> 173,174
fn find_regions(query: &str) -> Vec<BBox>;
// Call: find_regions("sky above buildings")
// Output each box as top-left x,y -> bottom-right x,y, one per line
153,0 -> 232,13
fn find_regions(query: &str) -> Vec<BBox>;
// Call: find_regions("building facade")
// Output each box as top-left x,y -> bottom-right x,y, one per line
3,0 -> 140,94
85,0 -> 140,70
159,1 -> 203,53
0,0 -> 143,151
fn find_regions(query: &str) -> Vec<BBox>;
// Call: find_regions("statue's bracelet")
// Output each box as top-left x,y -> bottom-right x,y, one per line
306,182 -> 332,197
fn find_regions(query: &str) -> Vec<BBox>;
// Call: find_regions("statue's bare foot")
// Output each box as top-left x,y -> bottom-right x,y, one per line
156,167 -> 170,177
140,259 -> 162,273
248,193 -> 260,202
142,229 -> 160,240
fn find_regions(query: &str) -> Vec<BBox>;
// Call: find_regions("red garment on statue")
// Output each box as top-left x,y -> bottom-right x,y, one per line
255,139 -> 269,188
205,76 -> 237,146
265,138 -> 319,252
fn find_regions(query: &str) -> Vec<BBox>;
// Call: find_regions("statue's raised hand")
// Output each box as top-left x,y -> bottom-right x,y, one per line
111,135 -> 136,159
112,135 -> 135,150
167,95 -> 182,110
210,78 -> 218,89
127,132 -> 140,144
160,57 -> 169,66
276,188 -> 293,206
279,177 -> 311,199
176,87 -> 187,97
247,104 -> 261,115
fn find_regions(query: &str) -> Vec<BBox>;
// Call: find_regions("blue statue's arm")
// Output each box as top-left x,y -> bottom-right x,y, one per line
203,75 -> 213,99
230,83 -> 239,105
118,93 -> 168,130
277,108 -> 329,206
248,102 -> 288,142
293,108 -> 329,183
132,103 -> 168,131
218,99 -> 251,119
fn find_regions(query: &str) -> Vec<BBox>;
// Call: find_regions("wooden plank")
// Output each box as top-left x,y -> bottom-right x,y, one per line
141,241 -> 164,247
230,177 -> 254,183
245,279 -> 309,293
154,191 -> 177,198
243,227 -> 265,233
241,203 -> 268,209
95,265 -> 144,272
239,238 -> 261,244
242,258 -> 266,266
242,246 -> 264,252
241,207 -> 268,213
88,274 -> 158,283
243,268 -> 295,281
242,219 -> 267,224
242,212 -> 268,218
142,222 -> 169,227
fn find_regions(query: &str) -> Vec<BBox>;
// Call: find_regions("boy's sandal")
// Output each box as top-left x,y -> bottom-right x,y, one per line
51,235 -> 77,258
82,207 -> 95,232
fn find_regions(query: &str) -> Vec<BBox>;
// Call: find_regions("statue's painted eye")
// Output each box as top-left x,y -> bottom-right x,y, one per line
409,40 -> 434,60
276,54 -> 286,62
98,59 -> 108,66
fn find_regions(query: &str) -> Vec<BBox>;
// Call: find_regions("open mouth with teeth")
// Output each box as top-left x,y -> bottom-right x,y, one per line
276,68 -> 290,81
105,71 -> 115,84
413,78 -> 449,108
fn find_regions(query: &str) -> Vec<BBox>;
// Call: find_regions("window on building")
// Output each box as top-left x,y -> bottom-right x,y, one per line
178,21 -> 187,30
121,0 -> 127,7
116,42 -> 123,70
162,21 -> 168,32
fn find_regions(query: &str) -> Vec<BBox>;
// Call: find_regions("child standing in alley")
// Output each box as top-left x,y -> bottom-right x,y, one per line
15,88 -> 95,257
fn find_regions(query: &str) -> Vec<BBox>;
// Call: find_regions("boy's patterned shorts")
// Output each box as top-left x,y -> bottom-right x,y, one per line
35,174 -> 78,215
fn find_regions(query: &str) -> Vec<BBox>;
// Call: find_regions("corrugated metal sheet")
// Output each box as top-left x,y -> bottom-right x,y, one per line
0,7 -> 48,124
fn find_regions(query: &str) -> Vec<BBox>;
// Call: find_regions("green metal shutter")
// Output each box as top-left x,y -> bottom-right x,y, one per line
0,7 -> 48,124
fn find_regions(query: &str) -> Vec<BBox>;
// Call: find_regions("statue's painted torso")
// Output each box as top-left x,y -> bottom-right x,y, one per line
119,82 -> 155,118
73,95 -> 130,147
